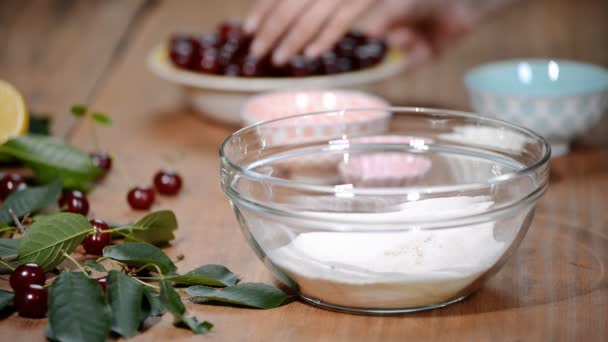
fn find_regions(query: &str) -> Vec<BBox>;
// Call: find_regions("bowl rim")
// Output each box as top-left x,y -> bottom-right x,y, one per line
220,106 -> 551,191
240,89 -> 391,126
220,107 -> 551,228
147,42 -> 408,91
464,58 -> 608,97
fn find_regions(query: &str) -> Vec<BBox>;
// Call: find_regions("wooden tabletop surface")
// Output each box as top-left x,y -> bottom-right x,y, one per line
1,0 -> 607,341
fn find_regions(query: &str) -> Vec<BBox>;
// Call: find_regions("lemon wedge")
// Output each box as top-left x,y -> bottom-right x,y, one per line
0,80 -> 28,143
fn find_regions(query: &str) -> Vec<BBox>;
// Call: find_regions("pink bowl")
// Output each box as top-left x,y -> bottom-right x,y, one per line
241,90 -> 391,146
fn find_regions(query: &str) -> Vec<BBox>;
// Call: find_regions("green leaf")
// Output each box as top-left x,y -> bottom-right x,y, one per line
123,210 -> 177,245
0,134 -> 101,190
142,286 -> 165,317
166,264 -> 238,287
0,178 -> 62,223
16,213 -> 93,270
0,289 -> 15,313
180,316 -> 213,334
70,105 -> 87,117
160,280 -> 211,335
160,279 -> 184,318
91,112 -> 112,126
107,270 -> 144,338
48,272 -> 111,342
0,238 -> 19,257
28,115 -> 51,135
103,242 -> 177,274
187,283 -> 291,309
84,260 -> 106,272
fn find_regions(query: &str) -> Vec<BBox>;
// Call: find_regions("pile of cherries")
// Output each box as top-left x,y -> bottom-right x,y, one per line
169,20 -> 387,77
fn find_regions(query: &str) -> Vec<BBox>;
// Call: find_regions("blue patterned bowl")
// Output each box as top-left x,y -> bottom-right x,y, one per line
465,59 -> 608,156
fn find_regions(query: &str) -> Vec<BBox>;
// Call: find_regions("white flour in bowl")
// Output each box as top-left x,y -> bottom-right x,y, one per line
266,196 -> 505,309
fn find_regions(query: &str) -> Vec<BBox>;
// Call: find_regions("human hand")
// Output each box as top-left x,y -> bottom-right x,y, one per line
244,0 -> 515,66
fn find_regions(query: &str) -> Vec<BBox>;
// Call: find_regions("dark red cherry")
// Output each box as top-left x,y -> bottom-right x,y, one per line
321,51 -> 340,74
218,20 -> 243,40
241,56 -> 266,77
127,185 -> 155,210
289,56 -> 310,77
59,190 -> 90,216
218,44 -> 239,68
355,39 -> 387,68
224,63 -> 241,76
169,35 -> 198,69
82,219 -> 111,255
153,170 -> 183,195
97,277 -> 108,293
336,56 -> 354,73
196,32 -> 220,52
10,263 -> 46,292
90,152 -> 112,177
197,48 -> 221,74
0,173 -> 27,200
336,36 -> 357,59
346,30 -> 367,44
15,284 -> 48,318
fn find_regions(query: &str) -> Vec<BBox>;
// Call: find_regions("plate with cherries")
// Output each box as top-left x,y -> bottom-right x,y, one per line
147,20 -> 406,125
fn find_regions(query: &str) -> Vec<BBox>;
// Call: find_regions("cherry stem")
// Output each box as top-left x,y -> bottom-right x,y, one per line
0,259 -> 15,271
61,250 -> 91,277
132,276 -> 160,290
130,263 -> 165,278
8,209 -> 26,235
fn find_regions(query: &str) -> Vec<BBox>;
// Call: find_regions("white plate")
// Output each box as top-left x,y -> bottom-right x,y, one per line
147,43 -> 407,126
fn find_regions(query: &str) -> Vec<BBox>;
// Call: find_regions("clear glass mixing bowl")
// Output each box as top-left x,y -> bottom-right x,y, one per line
220,107 -> 551,314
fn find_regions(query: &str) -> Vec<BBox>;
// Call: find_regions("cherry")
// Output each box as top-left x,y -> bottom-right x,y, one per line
196,32 -> 220,52
97,277 -> 108,293
218,20 -> 243,40
15,284 -> 48,318
127,185 -> 155,210
169,35 -> 198,70
336,56 -> 354,73
289,56 -> 310,77
0,174 -> 27,200
90,152 -> 112,177
336,36 -> 357,59
346,30 -> 367,44
321,51 -> 340,74
197,48 -> 221,74
9,263 -> 46,292
224,63 -> 241,76
218,44 -> 238,68
355,39 -> 387,68
59,190 -> 90,216
241,56 -> 266,77
154,170 -> 183,195
82,219 -> 111,255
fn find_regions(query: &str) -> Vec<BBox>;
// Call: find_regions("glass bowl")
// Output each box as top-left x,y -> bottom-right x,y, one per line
220,107 -> 551,314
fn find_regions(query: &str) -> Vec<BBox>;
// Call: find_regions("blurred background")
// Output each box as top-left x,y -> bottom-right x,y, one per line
1,0 -> 607,145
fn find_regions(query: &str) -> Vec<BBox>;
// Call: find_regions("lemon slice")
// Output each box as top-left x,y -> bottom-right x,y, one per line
0,80 -> 28,143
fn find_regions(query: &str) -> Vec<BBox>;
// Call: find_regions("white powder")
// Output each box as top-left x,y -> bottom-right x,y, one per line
266,196 -> 505,309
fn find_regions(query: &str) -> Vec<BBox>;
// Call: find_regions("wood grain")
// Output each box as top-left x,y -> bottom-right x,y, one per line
0,0 -> 149,137
0,0 -> 607,341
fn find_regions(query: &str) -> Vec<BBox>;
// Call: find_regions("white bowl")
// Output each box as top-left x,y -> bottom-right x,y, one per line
147,43 -> 407,126
465,59 -> 608,156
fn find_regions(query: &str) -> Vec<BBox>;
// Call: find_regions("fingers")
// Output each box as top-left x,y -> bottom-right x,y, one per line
304,0 -> 375,59
249,0 -> 312,60
243,0 -> 275,34
272,0 -> 341,65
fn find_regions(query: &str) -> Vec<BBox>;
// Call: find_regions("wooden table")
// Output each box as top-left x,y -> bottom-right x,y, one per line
1,0 -> 607,341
